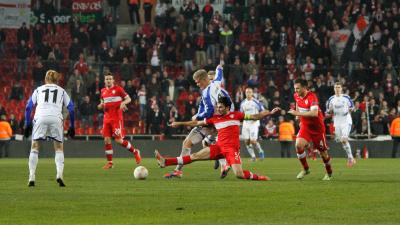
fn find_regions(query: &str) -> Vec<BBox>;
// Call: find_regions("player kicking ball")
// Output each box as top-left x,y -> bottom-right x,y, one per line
155,96 -> 280,181
326,82 -> 356,167
98,72 -> 141,169
24,70 -> 75,187
288,79 -> 333,181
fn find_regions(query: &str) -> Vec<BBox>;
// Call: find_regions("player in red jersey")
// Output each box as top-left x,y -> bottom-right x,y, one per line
155,96 -> 280,181
97,72 -> 141,169
288,78 -> 333,180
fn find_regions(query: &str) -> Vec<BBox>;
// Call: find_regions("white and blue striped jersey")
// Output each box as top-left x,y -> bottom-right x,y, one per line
25,84 -> 75,126
196,67 -> 234,120
240,98 -> 264,127
326,94 -> 353,125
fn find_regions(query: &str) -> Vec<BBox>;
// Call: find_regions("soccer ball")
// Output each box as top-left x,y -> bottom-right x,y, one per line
133,166 -> 148,180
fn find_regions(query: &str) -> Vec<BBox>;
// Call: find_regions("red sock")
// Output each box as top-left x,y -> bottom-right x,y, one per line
297,149 -> 309,171
165,155 -> 192,166
121,140 -> 136,153
105,144 -> 113,162
243,170 -> 260,180
322,155 -> 332,175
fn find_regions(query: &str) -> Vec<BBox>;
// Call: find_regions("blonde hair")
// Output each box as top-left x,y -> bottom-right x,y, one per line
193,69 -> 208,80
45,70 -> 61,84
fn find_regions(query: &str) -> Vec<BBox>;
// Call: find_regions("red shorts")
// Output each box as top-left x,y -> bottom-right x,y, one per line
209,144 -> 241,165
297,128 -> 328,152
102,119 -> 125,139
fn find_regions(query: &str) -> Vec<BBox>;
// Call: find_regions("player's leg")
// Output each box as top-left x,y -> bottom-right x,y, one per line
225,149 -> 270,181
295,131 -> 311,179
339,124 -> 355,167
53,141 -> 66,187
155,146 -> 212,168
250,126 -> 264,159
28,141 -> 40,187
314,133 -> 333,180
243,126 -> 256,161
113,119 -> 141,164
114,137 -> 141,164
102,122 -> 114,169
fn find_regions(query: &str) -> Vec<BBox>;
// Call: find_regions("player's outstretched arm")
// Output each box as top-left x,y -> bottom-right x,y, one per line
120,95 -> 131,111
170,120 -> 206,128
288,108 -> 318,117
97,99 -> 104,110
245,107 -> 281,120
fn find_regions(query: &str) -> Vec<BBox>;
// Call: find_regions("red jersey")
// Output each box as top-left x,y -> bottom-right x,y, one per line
205,111 -> 244,149
101,85 -> 128,122
294,91 -> 325,132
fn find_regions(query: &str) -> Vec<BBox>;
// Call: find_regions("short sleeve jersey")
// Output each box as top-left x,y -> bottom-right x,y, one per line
294,91 -> 325,132
205,111 -> 244,148
101,85 -> 128,121
32,84 -> 71,120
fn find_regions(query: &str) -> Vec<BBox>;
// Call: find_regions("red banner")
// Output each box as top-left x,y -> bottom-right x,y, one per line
72,0 -> 102,13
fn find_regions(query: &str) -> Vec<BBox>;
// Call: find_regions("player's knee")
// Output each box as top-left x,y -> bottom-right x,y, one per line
182,139 -> 192,149
114,138 -> 123,144
31,141 -> 39,150
250,140 -> 257,145
104,137 -> 111,144
340,137 -> 348,144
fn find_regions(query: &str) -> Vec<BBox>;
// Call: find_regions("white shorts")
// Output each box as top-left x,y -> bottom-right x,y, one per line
186,126 -> 215,145
334,123 -> 352,141
242,125 -> 259,141
32,116 -> 64,142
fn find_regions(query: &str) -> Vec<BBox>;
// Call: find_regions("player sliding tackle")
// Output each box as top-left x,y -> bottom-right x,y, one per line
98,72 -> 141,169
155,96 -> 280,181
24,70 -> 75,187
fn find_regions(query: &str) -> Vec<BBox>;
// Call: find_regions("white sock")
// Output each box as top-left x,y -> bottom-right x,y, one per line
246,144 -> 256,158
219,158 -> 227,168
175,147 -> 191,171
343,142 -> 353,159
28,150 -> 39,181
254,142 -> 264,153
55,151 -> 64,179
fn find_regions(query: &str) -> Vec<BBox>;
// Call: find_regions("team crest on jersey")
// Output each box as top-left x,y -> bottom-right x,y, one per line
112,90 -> 116,94
305,100 -> 308,104
230,114 -> 234,118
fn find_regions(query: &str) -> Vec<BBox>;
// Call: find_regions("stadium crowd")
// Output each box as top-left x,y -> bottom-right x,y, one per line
0,0 -> 400,138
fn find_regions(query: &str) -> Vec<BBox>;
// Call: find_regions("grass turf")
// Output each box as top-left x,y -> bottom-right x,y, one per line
0,158 -> 399,225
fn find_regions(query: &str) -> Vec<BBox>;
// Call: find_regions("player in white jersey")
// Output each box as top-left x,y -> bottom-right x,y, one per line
240,88 -> 265,161
24,70 -> 75,187
164,65 -> 233,178
326,82 -> 356,167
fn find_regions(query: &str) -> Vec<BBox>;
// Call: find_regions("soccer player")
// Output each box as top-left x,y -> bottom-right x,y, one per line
98,72 -> 141,169
326,82 -> 356,167
164,65 -> 233,178
288,78 -> 333,180
155,96 -> 280,181
240,87 -> 265,161
24,70 -> 75,187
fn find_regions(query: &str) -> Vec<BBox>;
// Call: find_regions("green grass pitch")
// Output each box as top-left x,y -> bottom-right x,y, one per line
0,157 -> 399,225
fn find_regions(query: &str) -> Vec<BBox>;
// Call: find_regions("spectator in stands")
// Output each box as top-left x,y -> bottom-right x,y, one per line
229,57 -> 244,92
44,52 -> 60,72
136,39 -> 148,64
9,82 -> 23,101
32,23 -> 43,53
69,38 -> 83,70
155,1 -> 168,29
279,116 -> 295,158
37,40 -> 52,60
371,114 -> 385,135
17,22 -> 29,43
160,70 -> 170,97
89,74 -> 104,101
90,24 -> 106,60
76,26 -> 89,55
71,79 -> 86,106
120,57 -> 134,82
17,40 -> 29,80
0,105 -> 6,118
32,61 -> 46,88
107,0 -> 120,20
147,77 -> 161,98
0,115 -> 12,158
302,56 -> 315,80
143,0 -> 154,23
67,69 -> 84,91
264,119 -> 277,139
0,28 -> 5,58
128,0 -> 140,25
105,16 -> 117,49
125,80 -> 136,100
220,23 -> 234,49
79,95 -> 95,129
74,54 -> 89,76
116,40 -> 131,62
138,85 -> 147,120
247,68 -> 259,88
148,104 -> 163,134
9,114 -> 19,134
162,95 -> 175,117
194,32 -> 206,67
205,24 -> 218,63
182,42 -> 195,76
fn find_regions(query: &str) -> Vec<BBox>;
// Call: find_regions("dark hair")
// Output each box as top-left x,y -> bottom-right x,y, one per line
218,95 -> 231,108
294,78 -> 307,87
